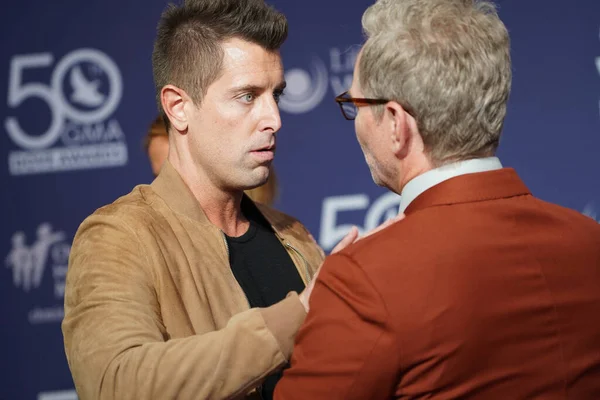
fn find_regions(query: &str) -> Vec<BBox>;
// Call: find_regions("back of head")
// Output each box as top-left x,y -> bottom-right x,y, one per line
359,0 -> 511,166
152,0 -> 288,128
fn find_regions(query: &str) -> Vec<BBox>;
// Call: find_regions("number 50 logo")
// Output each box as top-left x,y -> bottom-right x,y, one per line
319,192 -> 401,251
5,49 -> 122,150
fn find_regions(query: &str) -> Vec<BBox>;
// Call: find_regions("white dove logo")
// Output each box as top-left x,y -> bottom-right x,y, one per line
69,66 -> 106,107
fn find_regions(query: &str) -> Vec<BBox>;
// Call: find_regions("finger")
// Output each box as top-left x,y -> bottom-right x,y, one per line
362,213 -> 406,239
331,226 -> 359,254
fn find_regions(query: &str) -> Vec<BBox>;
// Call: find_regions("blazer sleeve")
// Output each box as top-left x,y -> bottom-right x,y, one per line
274,253 -> 400,400
62,213 -> 305,400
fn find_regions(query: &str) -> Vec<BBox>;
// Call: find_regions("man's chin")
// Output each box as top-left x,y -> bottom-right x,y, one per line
371,176 -> 385,187
244,180 -> 268,191
243,170 -> 270,190
368,167 -> 382,186
370,169 -> 394,190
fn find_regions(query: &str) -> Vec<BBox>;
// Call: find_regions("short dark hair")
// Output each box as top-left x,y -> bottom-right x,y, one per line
152,0 -> 288,128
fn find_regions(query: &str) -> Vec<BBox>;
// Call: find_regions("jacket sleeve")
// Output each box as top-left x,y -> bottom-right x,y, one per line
274,253 -> 400,400
62,213 -> 306,400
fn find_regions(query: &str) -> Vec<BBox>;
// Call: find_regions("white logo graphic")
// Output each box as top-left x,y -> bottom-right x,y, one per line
4,223 -> 71,324
583,202 -> 599,223
279,46 -> 359,115
70,66 -> 106,107
319,192 -> 401,251
279,57 -> 329,114
5,48 -> 127,176
5,223 -> 65,292
38,390 -> 78,400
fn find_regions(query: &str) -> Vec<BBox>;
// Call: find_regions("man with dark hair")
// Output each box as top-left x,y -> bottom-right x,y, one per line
62,1 -> 359,399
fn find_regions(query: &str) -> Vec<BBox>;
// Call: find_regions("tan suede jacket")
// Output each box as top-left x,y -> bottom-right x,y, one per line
62,161 -> 324,400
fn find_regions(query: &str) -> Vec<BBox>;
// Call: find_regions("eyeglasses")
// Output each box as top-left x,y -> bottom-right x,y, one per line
334,91 -> 390,120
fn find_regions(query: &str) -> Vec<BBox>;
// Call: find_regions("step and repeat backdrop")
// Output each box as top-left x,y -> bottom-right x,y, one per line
1,0 -> 599,398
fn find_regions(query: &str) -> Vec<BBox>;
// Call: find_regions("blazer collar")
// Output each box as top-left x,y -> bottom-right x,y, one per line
405,168 -> 531,215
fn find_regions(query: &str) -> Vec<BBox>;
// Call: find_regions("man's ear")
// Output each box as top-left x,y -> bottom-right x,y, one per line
386,102 -> 412,160
161,85 -> 190,133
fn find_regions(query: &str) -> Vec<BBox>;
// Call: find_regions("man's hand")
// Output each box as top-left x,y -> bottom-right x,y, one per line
298,214 -> 405,312
331,226 -> 360,254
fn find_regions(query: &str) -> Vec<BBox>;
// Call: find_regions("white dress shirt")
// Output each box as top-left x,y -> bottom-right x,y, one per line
399,157 -> 503,214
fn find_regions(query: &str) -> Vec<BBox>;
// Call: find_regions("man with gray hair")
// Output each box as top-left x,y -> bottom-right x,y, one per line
275,0 -> 600,399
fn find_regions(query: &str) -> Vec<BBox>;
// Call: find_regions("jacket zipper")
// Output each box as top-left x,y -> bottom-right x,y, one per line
283,241 -> 312,285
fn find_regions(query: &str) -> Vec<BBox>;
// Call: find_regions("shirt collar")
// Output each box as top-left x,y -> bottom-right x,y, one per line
399,157 -> 503,214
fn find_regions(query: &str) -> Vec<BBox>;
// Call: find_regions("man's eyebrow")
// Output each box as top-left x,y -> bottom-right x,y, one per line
228,81 -> 287,94
228,84 -> 263,94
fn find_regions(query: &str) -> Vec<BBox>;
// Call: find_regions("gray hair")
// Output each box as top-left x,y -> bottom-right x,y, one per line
359,0 -> 511,165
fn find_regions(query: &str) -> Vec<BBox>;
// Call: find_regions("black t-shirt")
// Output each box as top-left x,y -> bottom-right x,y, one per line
224,199 -> 305,399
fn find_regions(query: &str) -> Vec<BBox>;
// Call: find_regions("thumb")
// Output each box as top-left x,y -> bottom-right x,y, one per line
331,226 -> 359,254
361,213 -> 406,240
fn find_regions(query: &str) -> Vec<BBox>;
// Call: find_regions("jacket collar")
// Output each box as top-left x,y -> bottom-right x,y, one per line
150,160 -> 285,232
405,168 -> 531,215
150,160 -> 214,226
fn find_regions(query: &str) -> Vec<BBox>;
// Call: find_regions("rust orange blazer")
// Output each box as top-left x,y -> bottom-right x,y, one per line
275,168 -> 600,400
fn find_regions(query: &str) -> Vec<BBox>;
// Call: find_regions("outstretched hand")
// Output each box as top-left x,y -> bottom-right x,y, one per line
299,213 -> 406,312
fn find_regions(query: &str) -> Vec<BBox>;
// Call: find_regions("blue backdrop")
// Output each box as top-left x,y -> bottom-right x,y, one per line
1,1 -> 599,398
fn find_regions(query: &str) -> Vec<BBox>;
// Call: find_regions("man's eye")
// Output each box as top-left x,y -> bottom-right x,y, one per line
242,93 -> 254,102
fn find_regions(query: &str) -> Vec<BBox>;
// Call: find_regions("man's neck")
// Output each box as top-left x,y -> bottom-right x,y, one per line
169,156 -> 249,237
396,155 -> 434,194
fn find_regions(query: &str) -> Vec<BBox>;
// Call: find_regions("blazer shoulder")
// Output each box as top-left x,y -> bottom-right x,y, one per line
532,198 -> 600,234
341,213 -> 427,260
